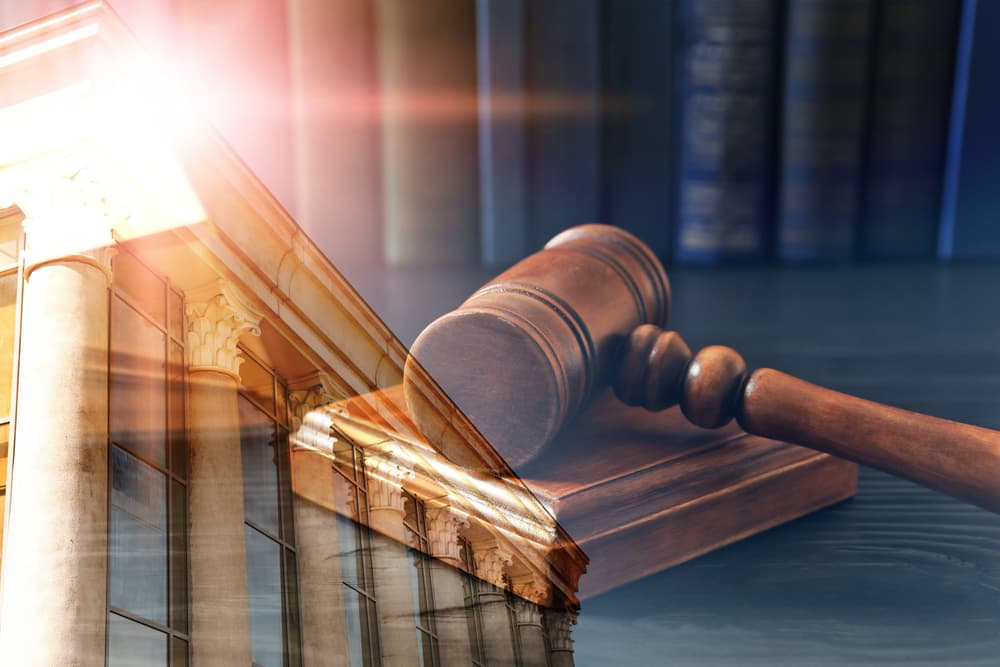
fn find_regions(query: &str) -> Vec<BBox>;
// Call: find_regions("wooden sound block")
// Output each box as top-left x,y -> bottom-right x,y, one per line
517,390 -> 858,599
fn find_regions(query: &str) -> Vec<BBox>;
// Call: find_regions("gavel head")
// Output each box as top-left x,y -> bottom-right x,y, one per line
403,224 -> 671,469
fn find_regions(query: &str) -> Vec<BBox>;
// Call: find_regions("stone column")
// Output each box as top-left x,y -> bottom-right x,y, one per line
185,281 -> 261,667
366,454 -> 420,667
546,609 -> 577,667
289,379 -> 352,667
0,166 -> 119,665
425,505 -> 474,665
473,540 -> 519,667
513,596 -> 548,667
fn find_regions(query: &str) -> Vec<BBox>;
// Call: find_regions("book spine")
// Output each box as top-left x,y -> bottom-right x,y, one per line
377,0 -> 480,265
288,0 -> 383,269
523,0 -> 602,250
861,0 -> 961,259
777,0 -> 875,262
674,0 -> 781,264
939,0 -> 1000,259
601,0 -> 677,261
477,0 -> 527,266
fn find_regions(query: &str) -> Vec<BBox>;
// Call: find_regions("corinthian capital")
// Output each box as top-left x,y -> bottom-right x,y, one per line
184,280 -> 262,380
511,576 -> 546,606
547,610 -> 576,652
425,505 -> 468,563
0,159 -> 127,281
288,372 -> 340,431
364,454 -> 412,514
513,597 -> 543,626
473,541 -> 513,588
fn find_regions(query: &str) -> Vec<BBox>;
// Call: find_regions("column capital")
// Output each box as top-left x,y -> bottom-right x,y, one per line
511,575 -> 546,606
184,280 -> 262,381
547,610 -> 576,653
364,453 -> 412,514
425,505 -> 468,563
288,372 -> 340,431
513,597 -> 543,627
472,540 -> 513,589
1,158 -> 127,283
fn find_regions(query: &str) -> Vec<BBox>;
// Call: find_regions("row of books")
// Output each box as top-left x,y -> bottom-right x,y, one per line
602,0 -> 998,263
364,0 -> 1000,267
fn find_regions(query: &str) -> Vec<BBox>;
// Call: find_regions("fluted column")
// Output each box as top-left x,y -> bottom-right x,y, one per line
185,280 -> 261,666
425,505 -> 474,665
473,540 -> 518,667
0,164 -> 119,665
366,454 -> 420,667
289,379 -> 352,667
546,609 -> 576,667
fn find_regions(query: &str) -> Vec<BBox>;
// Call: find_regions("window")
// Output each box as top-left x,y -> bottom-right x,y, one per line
107,251 -> 189,667
403,493 -> 440,667
506,584 -> 525,667
331,435 -> 381,667
0,209 -> 21,571
238,351 -> 301,667
458,538 -> 487,667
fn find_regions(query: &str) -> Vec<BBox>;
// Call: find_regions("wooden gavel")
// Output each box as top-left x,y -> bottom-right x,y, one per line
403,225 -> 1000,514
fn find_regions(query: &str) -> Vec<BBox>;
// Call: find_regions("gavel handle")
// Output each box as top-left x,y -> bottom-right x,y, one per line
615,324 -> 1000,514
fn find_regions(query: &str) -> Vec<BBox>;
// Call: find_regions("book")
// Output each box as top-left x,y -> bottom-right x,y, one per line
777,0 -> 875,262
523,0 -> 602,250
476,0 -> 528,266
287,0 -> 384,270
860,0 -> 961,259
938,0 -> 1000,259
376,0 -> 480,265
674,0 -> 781,264
601,0 -> 677,261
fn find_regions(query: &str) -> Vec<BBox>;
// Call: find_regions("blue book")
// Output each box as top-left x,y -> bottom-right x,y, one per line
861,0 -> 961,259
476,0 -> 528,266
777,0 -> 875,262
938,0 -> 1000,259
674,0 -> 781,264
602,0 -> 677,260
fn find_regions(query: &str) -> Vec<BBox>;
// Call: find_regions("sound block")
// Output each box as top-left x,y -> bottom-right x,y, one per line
517,390 -> 858,599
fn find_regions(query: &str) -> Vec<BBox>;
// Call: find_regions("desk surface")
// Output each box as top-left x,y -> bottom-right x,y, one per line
349,262 -> 1000,667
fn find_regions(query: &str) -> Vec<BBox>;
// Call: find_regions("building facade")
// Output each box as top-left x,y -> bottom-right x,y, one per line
0,5 -> 585,665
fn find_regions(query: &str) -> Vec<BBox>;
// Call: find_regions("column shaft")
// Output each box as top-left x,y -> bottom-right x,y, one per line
479,589 -> 519,667
0,261 -> 110,665
517,618 -> 548,667
547,609 -> 576,667
428,558 -> 475,665
188,370 -> 253,666
369,506 -> 421,667
292,449 -> 351,667
551,650 -> 575,667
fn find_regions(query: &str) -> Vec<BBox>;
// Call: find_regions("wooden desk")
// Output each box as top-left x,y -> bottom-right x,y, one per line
349,262 -> 1000,666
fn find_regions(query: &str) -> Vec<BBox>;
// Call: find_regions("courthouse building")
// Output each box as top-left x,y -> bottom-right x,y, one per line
0,4 -> 586,665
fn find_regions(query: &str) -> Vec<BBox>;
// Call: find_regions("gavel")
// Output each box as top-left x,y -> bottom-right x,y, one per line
403,225 -> 1000,514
